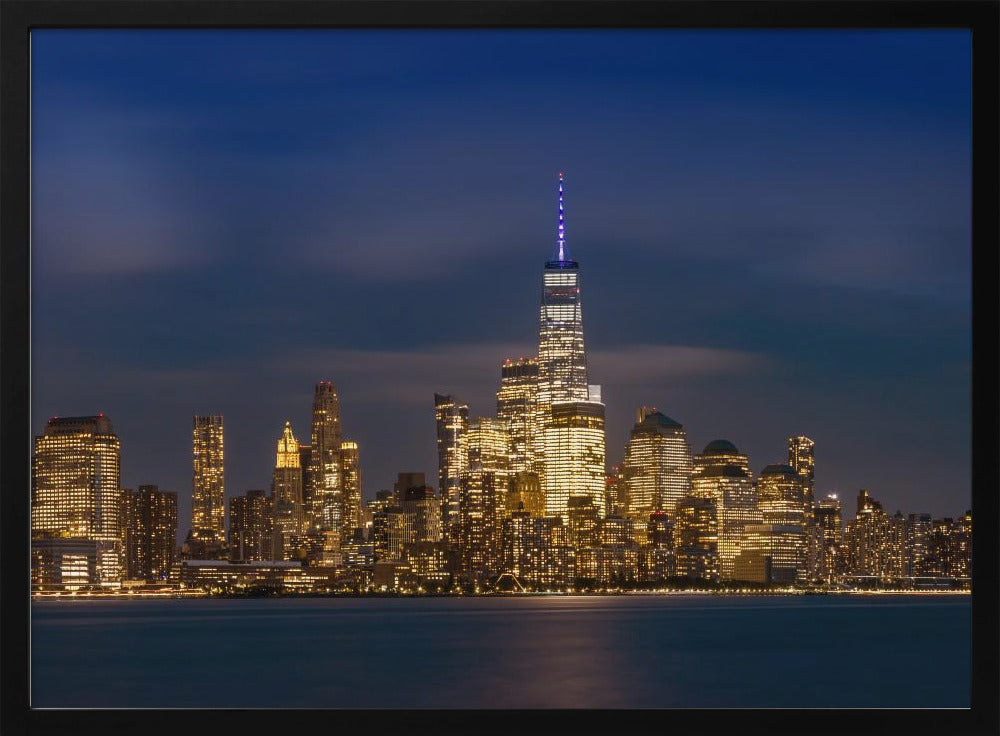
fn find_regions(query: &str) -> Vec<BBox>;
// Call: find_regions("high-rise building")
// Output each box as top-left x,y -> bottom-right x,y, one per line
541,400 -> 606,521
32,415 -> 123,586
339,440 -> 362,538
843,488 -> 898,579
506,471 -> 545,518
401,484 -> 442,544
623,409 -> 693,517
497,357 -> 540,474
272,421 -> 304,560
734,524 -> 807,585
308,381 -> 342,534
692,440 -> 760,580
757,464 -> 806,526
536,174 -> 595,481
191,415 -> 225,550
787,435 -> 816,513
674,495 -> 719,582
566,495 -> 600,550
435,393 -> 469,544
815,494 -> 843,582
460,417 -> 511,579
229,490 -> 274,561
905,512 -> 933,576
121,485 -> 178,582
500,511 -> 573,590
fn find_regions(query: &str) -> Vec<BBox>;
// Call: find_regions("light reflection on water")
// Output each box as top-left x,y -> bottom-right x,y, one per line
31,595 -> 970,708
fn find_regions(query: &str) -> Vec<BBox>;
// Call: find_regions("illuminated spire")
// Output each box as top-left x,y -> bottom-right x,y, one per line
557,172 -> 566,261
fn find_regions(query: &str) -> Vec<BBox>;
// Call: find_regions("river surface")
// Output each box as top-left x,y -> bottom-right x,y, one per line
31,594 -> 970,708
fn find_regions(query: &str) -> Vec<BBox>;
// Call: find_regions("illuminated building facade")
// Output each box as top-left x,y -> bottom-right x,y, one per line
638,511 -> 676,582
121,485 -> 178,582
460,417 -> 511,579
843,488 -> 899,578
674,495 -> 719,582
905,512 -> 932,576
757,464 -> 806,526
734,523 -> 806,584
692,441 -> 760,580
339,440 -> 362,539
497,357 -> 540,474
229,489 -> 274,561
272,421 -> 305,560
567,495 -> 600,550
191,415 -> 226,550
401,484 -> 442,544
787,435 -> 816,515
435,393 -> 469,545
500,511 -> 573,590
692,438 -> 750,477
815,494 -> 843,582
31,537 -> 99,591
623,409 -> 693,518
541,400 -> 606,521
32,415 -> 123,586
308,381 -> 342,534
506,471 -> 545,517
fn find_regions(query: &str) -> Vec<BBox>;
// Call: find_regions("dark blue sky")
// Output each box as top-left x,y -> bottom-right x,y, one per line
31,30 -> 971,539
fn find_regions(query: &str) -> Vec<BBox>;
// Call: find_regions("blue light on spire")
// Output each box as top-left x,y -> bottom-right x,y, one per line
557,172 -> 566,261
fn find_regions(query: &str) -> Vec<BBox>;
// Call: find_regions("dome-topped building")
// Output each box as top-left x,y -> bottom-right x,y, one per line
693,439 -> 750,477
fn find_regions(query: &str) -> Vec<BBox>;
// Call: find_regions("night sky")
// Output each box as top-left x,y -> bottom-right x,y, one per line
31,30 -> 971,541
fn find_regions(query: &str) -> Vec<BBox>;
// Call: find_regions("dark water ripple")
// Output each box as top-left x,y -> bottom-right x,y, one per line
30,594 -> 970,708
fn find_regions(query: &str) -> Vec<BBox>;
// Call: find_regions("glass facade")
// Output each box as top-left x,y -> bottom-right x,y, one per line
434,393 -> 469,544
308,381 -> 342,534
623,410 -> 693,516
191,415 -> 225,546
496,357 -> 540,474
541,400 -> 606,521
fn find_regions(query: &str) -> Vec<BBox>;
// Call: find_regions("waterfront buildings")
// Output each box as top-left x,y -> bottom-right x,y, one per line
121,485 -> 178,582
507,470 -> 545,517
541,399 -> 607,521
32,415 -> 123,586
191,415 -> 226,554
500,511 -> 573,590
623,409 -> 694,519
674,495 -> 719,582
815,494 -> 844,582
460,418 -> 511,580
339,440 -> 362,540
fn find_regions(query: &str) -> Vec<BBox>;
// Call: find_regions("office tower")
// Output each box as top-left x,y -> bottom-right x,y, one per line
843,488 -> 896,578
506,471 -> 545,517
905,512 -> 933,576
692,440 -> 761,580
339,440 -> 362,538
229,490 -> 274,561
497,357 -> 540,474
639,511 -> 677,583
435,393 -> 469,544
191,415 -> 226,551
787,435 -> 816,514
271,421 -> 304,560
692,439 -> 750,476
121,485 -> 178,582
757,464 -> 806,526
536,174 -> 595,480
623,409 -> 693,518
372,505 -> 407,563
733,523 -> 807,585
953,511 -> 972,578
674,495 -> 719,582
401,484 -> 443,543
541,400 -> 606,521
308,381 -> 342,533
460,417 -> 511,579
605,464 -> 627,518
500,511 -> 573,590
394,472 -> 426,498
32,415 -> 123,586
815,494 -> 843,582
566,495 -> 600,550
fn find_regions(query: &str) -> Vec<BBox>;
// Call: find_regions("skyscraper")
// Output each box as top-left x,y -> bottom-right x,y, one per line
121,485 -> 178,582
536,174 -> 599,493
496,357 -> 540,474
272,421 -> 304,560
191,415 -> 225,551
460,417 -> 511,579
229,490 -> 274,561
674,495 -> 719,582
623,409 -> 694,518
339,440 -> 362,538
541,400 -> 606,521
815,494 -> 844,582
308,381 -> 342,534
692,440 -> 760,580
32,415 -> 123,586
434,393 -> 469,544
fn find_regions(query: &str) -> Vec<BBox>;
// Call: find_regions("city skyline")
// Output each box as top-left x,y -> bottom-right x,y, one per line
31,30 -> 971,538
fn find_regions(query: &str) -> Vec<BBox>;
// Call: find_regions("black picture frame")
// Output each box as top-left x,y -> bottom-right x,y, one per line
2,2 -> 997,734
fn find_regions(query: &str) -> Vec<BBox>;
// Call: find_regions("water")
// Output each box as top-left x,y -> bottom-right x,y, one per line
31,594 -> 970,708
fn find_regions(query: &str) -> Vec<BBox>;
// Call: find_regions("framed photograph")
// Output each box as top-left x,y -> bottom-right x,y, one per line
2,1 -> 997,733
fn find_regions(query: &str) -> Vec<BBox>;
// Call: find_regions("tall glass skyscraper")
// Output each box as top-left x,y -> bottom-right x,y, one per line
536,174 -> 606,520
308,381 -> 342,535
191,415 -> 225,549
272,421 -> 304,559
32,414 -> 123,586
435,393 -> 469,544
623,408 -> 694,517
496,357 -> 539,474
